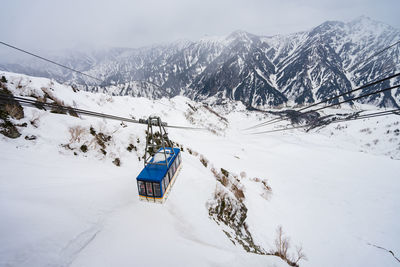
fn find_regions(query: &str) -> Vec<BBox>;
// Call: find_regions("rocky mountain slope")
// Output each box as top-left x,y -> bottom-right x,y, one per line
1,16 -> 399,108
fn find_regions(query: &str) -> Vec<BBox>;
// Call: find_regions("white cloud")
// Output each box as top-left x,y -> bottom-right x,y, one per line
0,0 -> 399,53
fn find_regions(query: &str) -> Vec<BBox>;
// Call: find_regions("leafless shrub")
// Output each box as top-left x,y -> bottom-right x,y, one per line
262,180 -> 272,192
41,87 -> 78,117
293,245 -> 308,265
231,183 -> 245,200
30,113 -> 41,128
42,87 -> 64,106
210,167 -> 220,179
221,168 -> 229,177
272,225 -> 307,266
95,132 -> 112,149
274,225 -> 290,260
220,176 -> 229,187
69,126 -> 86,143
335,124 -> 347,130
199,155 -> 209,168
61,144 -> 72,150
127,143 -> 137,152
211,167 -> 228,186
113,158 -> 121,166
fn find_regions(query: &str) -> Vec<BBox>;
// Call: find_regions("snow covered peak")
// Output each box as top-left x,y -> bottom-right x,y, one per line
1,17 -> 399,108
226,30 -> 256,43
350,15 -> 381,27
347,15 -> 398,36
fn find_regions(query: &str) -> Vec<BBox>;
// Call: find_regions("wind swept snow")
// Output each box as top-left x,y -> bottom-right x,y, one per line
0,72 -> 399,267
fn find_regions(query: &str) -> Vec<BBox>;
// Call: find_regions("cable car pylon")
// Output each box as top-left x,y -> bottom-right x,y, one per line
142,116 -> 175,166
136,116 -> 182,203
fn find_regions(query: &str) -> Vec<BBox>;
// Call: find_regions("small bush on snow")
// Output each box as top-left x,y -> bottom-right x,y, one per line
80,145 -> 88,153
199,155 -> 208,167
68,126 -> 86,143
113,158 -> 121,166
272,225 -> 307,267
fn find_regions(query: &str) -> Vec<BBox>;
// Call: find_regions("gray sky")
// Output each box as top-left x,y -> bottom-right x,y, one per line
1,0 -> 399,52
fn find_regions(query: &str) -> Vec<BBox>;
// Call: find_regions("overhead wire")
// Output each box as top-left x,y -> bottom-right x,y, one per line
249,108 -> 400,135
0,42 -> 199,129
244,72 -> 400,130
348,40 -> 400,71
311,84 -> 400,112
0,41 -> 175,98
0,41 -> 102,82
2,40 -> 399,133
0,94 -> 205,131
332,109 -> 400,122
244,40 -> 400,131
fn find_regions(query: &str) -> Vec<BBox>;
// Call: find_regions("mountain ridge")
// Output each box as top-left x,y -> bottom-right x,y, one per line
1,16 -> 399,108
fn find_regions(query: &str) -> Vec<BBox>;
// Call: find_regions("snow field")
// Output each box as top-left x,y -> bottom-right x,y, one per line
1,72 -> 399,266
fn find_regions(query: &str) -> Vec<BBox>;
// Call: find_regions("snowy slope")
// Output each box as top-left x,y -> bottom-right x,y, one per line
1,72 -> 400,267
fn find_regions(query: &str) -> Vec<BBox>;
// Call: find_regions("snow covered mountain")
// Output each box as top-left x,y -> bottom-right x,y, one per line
1,71 -> 400,267
1,16 -> 400,108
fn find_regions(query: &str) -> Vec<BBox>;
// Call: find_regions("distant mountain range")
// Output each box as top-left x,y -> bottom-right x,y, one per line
1,16 -> 400,108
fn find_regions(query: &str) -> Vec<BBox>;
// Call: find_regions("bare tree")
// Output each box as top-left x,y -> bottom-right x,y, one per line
272,225 -> 308,266
294,245 -> 308,265
274,225 -> 290,259
69,126 -> 85,143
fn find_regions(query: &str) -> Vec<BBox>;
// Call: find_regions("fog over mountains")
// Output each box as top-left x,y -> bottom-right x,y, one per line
1,16 -> 400,108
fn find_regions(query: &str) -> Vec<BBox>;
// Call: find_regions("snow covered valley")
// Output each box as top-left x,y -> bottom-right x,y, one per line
1,72 -> 400,267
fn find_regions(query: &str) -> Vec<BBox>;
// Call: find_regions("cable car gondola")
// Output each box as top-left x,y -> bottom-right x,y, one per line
136,116 -> 182,203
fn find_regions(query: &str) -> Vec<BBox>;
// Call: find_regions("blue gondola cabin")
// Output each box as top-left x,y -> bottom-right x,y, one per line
137,147 -> 182,203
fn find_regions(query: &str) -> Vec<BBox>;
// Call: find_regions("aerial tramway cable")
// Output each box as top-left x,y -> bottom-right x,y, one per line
249,108 -> 400,135
2,40 -> 399,133
348,40 -> 400,71
0,41 -> 184,100
0,94 -> 205,131
0,41 -> 103,82
244,39 -> 400,131
244,73 -> 400,130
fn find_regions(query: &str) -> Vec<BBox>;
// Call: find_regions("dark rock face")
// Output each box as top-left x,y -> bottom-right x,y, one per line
0,83 -> 23,139
0,118 -> 21,139
1,16 -> 399,108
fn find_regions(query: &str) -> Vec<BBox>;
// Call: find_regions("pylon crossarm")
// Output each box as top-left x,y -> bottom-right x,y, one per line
143,116 -> 175,167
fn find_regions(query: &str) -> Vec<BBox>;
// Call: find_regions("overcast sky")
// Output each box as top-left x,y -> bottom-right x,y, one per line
1,0 -> 399,53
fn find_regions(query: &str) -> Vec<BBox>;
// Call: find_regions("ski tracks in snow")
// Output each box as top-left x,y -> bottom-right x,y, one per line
60,198 -> 139,267
60,218 -> 103,267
